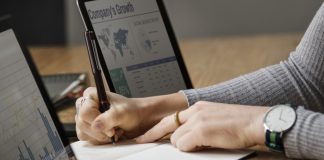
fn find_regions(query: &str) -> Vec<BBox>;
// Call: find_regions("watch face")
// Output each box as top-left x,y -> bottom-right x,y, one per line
264,105 -> 296,132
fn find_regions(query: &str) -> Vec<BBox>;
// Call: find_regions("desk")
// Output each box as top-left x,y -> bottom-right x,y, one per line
30,33 -> 302,160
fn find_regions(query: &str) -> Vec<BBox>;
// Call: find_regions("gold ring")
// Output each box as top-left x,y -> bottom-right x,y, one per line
174,111 -> 181,127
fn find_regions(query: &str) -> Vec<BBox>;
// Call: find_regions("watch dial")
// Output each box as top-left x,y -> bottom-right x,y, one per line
264,105 -> 296,132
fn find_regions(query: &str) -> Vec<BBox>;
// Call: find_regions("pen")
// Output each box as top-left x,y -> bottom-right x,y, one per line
84,30 -> 116,144
53,73 -> 86,103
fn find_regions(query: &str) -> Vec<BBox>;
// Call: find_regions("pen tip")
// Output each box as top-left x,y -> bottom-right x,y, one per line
111,137 -> 116,144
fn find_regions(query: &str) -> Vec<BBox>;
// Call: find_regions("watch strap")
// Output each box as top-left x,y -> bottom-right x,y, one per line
264,104 -> 298,152
265,130 -> 284,152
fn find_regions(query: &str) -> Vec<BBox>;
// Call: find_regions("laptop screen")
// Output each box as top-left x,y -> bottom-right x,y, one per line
0,29 -> 72,159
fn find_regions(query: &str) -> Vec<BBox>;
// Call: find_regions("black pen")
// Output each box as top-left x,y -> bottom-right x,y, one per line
84,30 -> 115,144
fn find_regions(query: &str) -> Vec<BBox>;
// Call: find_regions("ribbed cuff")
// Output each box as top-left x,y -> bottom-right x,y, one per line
283,106 -> 324,159
179,89 -> 200,107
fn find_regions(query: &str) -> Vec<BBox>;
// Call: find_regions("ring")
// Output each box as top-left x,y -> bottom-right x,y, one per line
76,96 -> 91,116
80,96 -> 91,106
174,111 -> 181,127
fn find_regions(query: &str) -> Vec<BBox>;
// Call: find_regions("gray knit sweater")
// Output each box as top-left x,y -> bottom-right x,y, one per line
182,3 -> 324,160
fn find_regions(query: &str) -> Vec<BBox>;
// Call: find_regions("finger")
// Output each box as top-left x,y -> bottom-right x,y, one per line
170,122 -> 192,147
76,125 -> 92,142
75,97 -> 84,112
77,121 -> 109,142
105,91 -> 126,104
105,91 -> 115,102
75,97 -> 82,116
136,115 -> 176,143
78,97 -> 101,124
77,119 -> 110,143
136,107 -> 198,143
77,128 -> 109,145
175,132 -> 199,152
75,114 -> 103,144
83,87 -> 99,102
91,109 -> 120,137
76,126 -> 91,141
75,97 -> 82,108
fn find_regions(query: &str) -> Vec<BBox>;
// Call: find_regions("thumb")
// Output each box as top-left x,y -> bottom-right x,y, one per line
92,109 -> 120,137
106,91 -> 127,104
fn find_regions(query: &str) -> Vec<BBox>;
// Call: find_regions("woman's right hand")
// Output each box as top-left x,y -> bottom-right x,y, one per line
75,87 -> 188,144
75,87 -> 146,144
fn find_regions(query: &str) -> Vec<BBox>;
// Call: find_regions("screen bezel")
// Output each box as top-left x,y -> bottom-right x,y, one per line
77,0 -> 193,95
0,16 -> 75,157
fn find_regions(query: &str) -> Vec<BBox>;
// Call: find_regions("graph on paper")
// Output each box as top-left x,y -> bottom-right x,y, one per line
0,29 -> 68,160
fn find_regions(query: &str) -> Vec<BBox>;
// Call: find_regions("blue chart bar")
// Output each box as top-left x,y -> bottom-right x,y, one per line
126,56 -> 177,71
37,108 -> 64,154
17,108 -> 64,160
18,145 -> 28,160
18,140 -> 36,160
24,140 -> 36,160
39,147 -> 51,160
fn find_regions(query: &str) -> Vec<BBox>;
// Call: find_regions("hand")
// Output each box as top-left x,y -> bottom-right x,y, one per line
75,87 -> 146,144
136,101 -> 269,151
75,87 -> 188,144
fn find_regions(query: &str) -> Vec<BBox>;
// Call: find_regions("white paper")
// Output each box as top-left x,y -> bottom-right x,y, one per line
71,140 -> 159,160
71,140 -> 253,160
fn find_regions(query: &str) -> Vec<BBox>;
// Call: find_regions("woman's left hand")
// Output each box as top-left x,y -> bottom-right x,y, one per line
136,101 -> 269,151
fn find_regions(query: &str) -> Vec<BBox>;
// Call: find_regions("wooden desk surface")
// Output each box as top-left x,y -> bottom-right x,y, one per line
30,33 -> 302,160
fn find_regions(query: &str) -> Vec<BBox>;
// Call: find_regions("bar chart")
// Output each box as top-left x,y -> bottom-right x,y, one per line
0,29 -> 67,160
17,108 -> 64,160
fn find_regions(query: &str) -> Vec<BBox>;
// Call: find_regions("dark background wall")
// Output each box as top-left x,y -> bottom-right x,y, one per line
67,0 -> 323,45
0,0 -> 65,45
0,0 -> 323,45
164,0 -> 323,39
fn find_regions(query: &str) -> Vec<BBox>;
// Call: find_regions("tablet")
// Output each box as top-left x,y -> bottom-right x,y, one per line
77,0 -> 193,97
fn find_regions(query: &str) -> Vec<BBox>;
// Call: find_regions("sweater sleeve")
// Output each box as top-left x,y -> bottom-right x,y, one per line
283,107 -> 324,159
181,2 -> 324,160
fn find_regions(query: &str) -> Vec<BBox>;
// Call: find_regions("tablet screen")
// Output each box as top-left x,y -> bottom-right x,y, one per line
84,0 -> 188,97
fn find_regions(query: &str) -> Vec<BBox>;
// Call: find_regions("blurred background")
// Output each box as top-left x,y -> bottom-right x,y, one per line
0,0 -> 322,45
1,0 -> 323,95
1,0 -> 323,141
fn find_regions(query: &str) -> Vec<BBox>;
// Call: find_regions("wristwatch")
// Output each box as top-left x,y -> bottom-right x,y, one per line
263,104 -> 297,152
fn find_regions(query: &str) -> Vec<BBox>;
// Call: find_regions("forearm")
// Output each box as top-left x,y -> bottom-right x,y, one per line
182,2 -> 324,109
182,64 -> 306,107
136,92 -> 188,126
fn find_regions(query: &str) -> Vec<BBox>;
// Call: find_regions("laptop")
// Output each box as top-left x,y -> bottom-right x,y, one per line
0,16 -> 76,160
